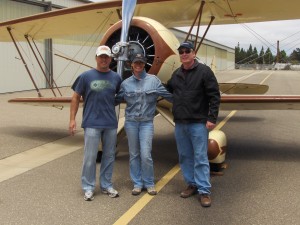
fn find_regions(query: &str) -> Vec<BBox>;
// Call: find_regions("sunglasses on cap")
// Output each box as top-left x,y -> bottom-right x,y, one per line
178,49 -> 192,55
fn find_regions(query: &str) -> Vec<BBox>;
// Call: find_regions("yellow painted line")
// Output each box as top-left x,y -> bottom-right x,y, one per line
113,164 -> 181,225
0,132 -> 83,183
215,110 -> 237,130
114,110 -> 237,224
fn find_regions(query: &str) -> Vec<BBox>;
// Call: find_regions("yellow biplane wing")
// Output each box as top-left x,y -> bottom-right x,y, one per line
1,0 -> 300,42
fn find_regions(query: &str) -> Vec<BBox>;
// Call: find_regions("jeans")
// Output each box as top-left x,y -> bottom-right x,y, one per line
175,123 -> 211,194
125,120 -> 155,188
81,127 -> 117,191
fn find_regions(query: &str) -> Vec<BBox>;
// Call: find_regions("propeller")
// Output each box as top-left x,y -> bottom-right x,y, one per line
113,0 -> 137,78
112,0 -> 137,124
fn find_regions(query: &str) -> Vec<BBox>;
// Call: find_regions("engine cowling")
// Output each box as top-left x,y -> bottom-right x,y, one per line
99,16 -> 181,82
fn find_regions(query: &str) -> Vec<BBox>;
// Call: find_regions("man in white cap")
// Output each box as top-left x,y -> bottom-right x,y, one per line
69,45 -> 122,201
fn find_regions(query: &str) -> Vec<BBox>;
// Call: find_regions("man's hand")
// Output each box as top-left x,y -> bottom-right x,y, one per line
206,121 -> 216,130
69,120 -> 76,136
69,92 -> 80,136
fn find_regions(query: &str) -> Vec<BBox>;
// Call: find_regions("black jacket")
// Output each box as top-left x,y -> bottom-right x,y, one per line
166,60 -> 220,124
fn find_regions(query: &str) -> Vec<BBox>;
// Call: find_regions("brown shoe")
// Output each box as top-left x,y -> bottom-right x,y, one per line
180,185 -> 198,198
198,194 -> 211,207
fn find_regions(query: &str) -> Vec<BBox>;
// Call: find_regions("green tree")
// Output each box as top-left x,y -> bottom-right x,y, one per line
257,46 -> 265,64
238,48 -> 247,64
233,44 -> 289,65
278,50 -> 287,63
246,44 -> 253,64
251,47 -> 258,64
235,43 -> 241,64
288,48 -> 300,63
264,48 -> 274,64
235,42 -> 247,64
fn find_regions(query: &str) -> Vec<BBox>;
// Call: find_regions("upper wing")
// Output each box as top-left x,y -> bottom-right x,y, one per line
1,0 -> 300,42
0,0 -> 123,42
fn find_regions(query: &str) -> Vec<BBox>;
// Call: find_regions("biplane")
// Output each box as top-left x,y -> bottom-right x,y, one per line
1,0 -> 300,172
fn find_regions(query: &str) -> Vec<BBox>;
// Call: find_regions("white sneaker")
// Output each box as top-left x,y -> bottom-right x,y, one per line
132,187 -> 142,196
147,186 -> 157,195
83,190 -> 94,201
101,187 -> 119,198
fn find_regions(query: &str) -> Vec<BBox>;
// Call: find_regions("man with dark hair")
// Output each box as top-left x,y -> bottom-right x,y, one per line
166,41 -> 220,207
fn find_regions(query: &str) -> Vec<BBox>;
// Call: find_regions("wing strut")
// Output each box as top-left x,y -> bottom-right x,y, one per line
7,27 -> 42,97
24,35 -> 58,97
30,37 -> 63,96
183,0 -> 215,55
195,16 -> 215,54
184,0 -> 205,48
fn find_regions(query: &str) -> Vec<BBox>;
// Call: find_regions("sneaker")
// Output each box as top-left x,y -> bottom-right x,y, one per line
132,187 -> 142,196
198,194 -> 211,207
147,186 -> 157,195
83,190 -> 94,201
101,187 -> 119,198
180,185 -> 198,198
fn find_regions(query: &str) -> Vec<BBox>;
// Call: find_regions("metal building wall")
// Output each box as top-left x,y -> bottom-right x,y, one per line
0,0 -> 44,93
0,0 -> 92,94
50,0 -> 91,7
52,38 -> 101,88
171,28 -> 235,72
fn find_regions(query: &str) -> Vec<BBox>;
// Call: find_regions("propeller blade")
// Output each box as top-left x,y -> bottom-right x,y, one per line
117,0 -> 137,78
115,0 -> 137,122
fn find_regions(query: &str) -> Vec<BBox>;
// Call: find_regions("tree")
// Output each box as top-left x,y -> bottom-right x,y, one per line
235,43 -> 241,64
288,48 -> 300,63
278,50 -> 287,63
251,47 -> 258,64
246,44 -> 253,64
235,42 -> 247,64
264,48 -> 274,64
257,46 -> 265,64
233,44 -> 298,65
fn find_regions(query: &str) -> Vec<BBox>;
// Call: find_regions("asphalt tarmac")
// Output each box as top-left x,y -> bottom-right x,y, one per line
0,70 -> 299,225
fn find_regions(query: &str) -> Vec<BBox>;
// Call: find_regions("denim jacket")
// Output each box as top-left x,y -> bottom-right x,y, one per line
116,70 -> 172,121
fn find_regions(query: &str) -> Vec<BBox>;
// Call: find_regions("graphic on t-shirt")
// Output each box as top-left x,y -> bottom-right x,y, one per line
90,80 -> 112,92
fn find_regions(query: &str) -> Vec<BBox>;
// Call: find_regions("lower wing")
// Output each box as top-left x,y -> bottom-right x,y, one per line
8,95 -> 300,110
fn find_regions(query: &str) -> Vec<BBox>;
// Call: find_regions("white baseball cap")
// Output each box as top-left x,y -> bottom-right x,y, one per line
96,45 -> 111,57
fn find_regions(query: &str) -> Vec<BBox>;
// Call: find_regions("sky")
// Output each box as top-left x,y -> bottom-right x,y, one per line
193,19 -> 300,55
90,0 -> 300,55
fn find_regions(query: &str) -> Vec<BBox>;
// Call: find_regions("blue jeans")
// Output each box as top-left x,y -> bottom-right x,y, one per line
125,120 -> 155,188
82,127 -> 117,191
175,123 -> 211,194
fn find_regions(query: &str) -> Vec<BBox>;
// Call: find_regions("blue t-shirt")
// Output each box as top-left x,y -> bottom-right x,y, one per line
72,68 -> 122,129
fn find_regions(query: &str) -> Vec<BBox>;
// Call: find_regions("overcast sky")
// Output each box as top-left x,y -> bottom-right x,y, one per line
193,19 -> 300,55
90,0 -> 300,55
